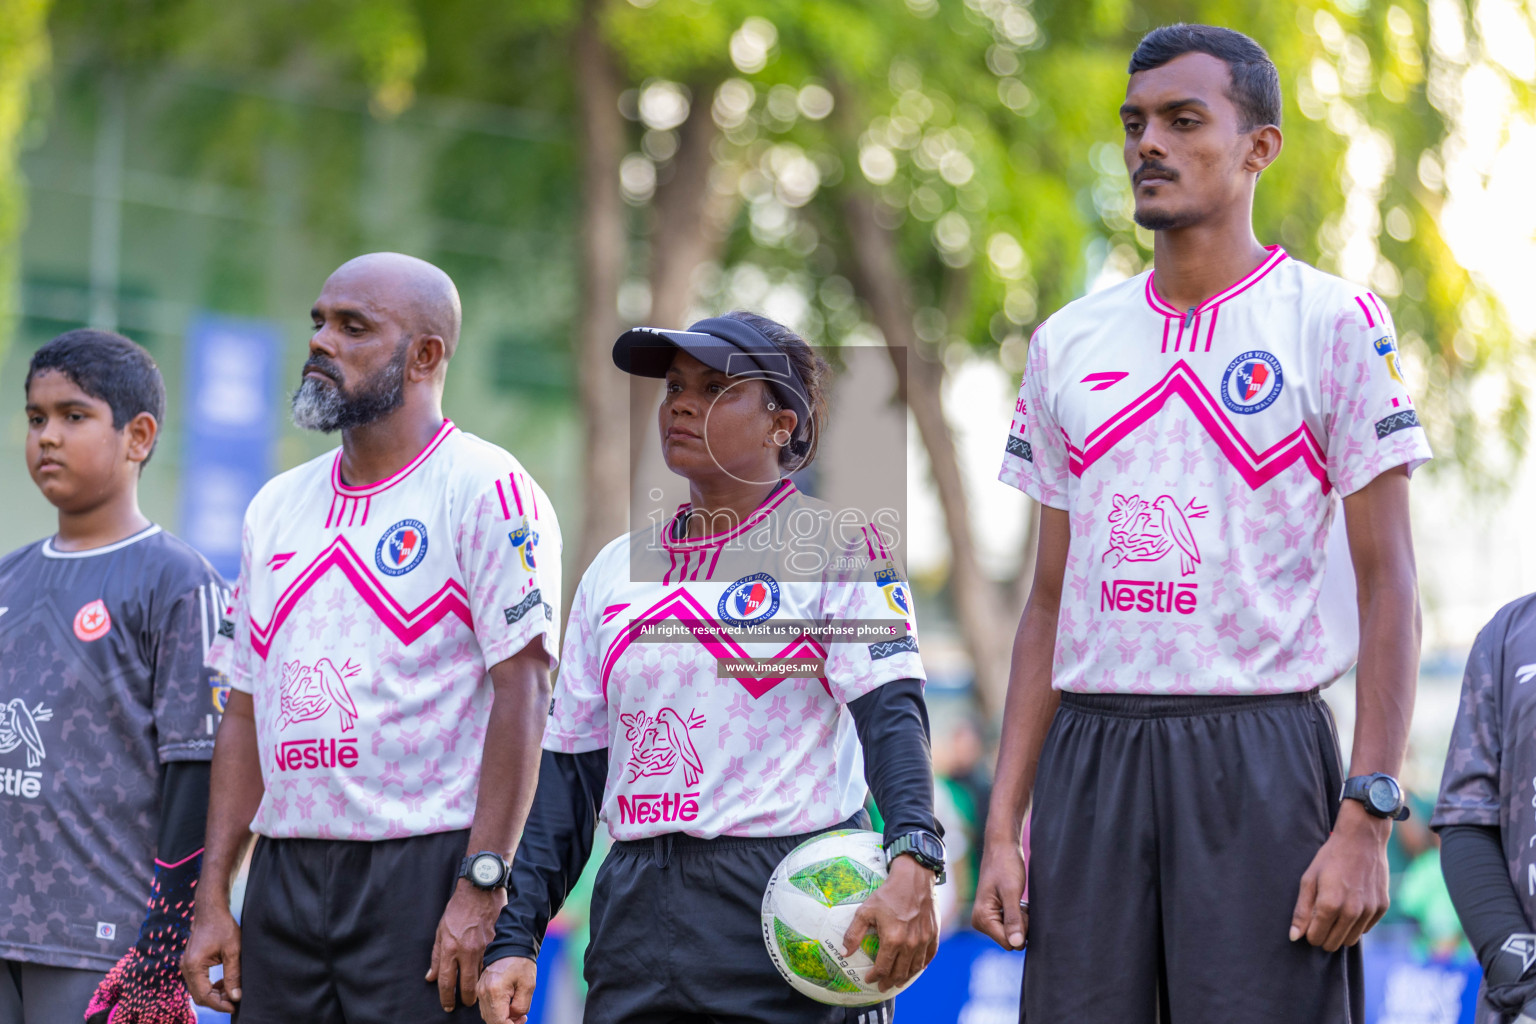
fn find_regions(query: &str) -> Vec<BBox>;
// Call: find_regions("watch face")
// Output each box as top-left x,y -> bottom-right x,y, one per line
470,855 -> 503,887
1367,777 -> 1399,813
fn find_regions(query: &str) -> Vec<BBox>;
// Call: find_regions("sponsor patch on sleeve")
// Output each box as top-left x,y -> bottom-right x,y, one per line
1006,436 -> 1033,462
504,589 -> 552,626
1374,409 -> 1420,439
868,635 -> 919,661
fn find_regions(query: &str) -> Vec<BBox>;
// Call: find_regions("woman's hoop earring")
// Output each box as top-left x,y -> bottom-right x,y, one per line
771,429 -> 791,447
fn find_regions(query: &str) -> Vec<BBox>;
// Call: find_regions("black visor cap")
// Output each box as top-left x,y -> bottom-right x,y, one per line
612,316 -> 812,434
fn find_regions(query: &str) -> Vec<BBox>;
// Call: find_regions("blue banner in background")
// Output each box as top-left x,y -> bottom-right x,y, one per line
180,315 -> 278,581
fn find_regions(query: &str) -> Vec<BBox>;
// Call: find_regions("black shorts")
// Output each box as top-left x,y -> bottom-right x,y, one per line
584,813 -> 894,1024
1023,689 -> 1363,1024
235,829 -> 479,1024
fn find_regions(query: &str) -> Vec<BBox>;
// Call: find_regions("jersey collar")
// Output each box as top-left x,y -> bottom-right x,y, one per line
1144,245 -> 1288,320
663,479 -> 796,552
330,419 -> 456,499
42,523 -> 163,559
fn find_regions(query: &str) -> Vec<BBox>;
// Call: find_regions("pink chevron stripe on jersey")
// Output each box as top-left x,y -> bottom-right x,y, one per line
601,587 -> 827,700
330,419 -> 455,498
1064,360 -> 1330,493
248,535 -> 472,659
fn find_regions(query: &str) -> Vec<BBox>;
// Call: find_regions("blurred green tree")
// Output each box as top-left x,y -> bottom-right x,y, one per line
0,0 -> 51,356
16,0 -> 1533,705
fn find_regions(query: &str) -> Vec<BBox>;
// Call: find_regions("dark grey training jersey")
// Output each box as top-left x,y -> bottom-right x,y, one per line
0,525 -> 227,971
1433,592 -> 1536,927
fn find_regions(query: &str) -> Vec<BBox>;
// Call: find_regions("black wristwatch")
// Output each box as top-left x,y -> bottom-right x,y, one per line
885,830 -> 946,885
1340,773 -> 1410,821
457,851 -> 510,890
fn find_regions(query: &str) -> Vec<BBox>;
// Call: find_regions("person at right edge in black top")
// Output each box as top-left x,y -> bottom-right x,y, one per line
476,312 -> 943,1024
1435,592 -> 1536,1022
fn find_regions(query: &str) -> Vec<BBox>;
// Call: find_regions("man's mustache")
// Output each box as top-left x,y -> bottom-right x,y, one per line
302,355 -> 345,386
1134,161 -> 1179,184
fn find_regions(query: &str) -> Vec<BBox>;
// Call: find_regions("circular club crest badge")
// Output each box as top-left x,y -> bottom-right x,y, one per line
718,573 -> 781,628
375,519 -> 429,576
1220,350 -> 1284,414
73,599 -> 112,642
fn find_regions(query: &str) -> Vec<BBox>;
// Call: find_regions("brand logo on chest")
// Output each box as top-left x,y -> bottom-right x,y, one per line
1220,350 -> 1284,414
375,520 -> 428,576
719,573 -> 780,627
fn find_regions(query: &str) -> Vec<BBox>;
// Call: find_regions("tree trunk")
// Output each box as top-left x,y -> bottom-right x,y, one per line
571,0 -> 629,588
842,193 -> 1013,719
628,86 -> 737,473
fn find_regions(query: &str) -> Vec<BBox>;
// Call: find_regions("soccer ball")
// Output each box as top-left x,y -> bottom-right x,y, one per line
760,829 -> 920,1005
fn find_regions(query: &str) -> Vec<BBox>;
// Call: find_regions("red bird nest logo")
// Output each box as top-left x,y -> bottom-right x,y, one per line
1103,493 -> 1209,577
620,708 -> 705,786
278,657 -> 362,732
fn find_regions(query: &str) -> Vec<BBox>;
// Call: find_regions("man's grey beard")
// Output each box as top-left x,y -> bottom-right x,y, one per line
291,346 -> 409,433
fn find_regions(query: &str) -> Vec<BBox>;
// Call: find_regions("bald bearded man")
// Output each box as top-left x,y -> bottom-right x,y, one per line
183,254 -> 563,1022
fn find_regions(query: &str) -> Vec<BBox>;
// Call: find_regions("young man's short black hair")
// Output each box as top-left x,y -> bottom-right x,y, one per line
26,329 -> 167,463
1128,24 -> 1281,131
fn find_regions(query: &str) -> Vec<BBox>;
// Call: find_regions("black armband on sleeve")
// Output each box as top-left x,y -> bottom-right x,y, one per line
1440,823 -> 1532,971
485,748 -> 608,966
846,678 -> 941,844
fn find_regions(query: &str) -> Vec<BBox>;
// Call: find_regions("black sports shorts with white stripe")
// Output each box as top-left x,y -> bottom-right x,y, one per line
1022,689 -> 1363,1024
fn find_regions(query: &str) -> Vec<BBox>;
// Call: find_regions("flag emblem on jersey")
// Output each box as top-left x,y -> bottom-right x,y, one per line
509,526 -> 538,572
73,599 -> 112,642
719,572 -> 781,627
873,567 -> 910,615
375,519 -> 428,576
1220,350 -> 1283,414
1373,335 -> 1404,384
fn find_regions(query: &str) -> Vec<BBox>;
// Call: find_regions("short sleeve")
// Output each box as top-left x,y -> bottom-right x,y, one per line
208,521 -> 256,695
817,526 -> 926,704
542,569 -> 609,754
1321,293 -> 1433,496
1432,621 -> 1506,829
999,322 -> 1071,509
460,476 -> 562,669
152,574 -> 230,762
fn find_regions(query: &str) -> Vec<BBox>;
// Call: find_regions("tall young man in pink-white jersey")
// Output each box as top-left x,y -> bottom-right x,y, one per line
181,253 -> 560,1023
972,26 -> 1431,1023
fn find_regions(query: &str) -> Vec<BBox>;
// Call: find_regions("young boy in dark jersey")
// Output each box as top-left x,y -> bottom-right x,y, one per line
0,329 -> 227,1024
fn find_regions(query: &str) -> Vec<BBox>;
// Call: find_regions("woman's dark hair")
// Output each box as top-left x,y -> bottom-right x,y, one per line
1128,24 -> 1281,130
26,329 -> 166,464
721,310 -> 830,470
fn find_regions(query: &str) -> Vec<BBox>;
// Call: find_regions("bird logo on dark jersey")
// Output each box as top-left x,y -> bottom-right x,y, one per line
0,700 -> 52,768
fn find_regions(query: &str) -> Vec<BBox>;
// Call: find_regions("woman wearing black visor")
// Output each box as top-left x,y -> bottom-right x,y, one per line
477,311 -> 943,1023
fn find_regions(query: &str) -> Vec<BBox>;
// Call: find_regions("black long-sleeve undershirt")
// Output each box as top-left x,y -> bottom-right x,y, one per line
1439,823 -> 1531,970
847,677 -> 942,845
158,760 -> 211,862
485,748 -> 608,964
485,678 -> 939,965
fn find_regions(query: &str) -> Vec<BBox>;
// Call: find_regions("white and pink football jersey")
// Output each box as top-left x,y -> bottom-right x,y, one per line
544,481 -> 924,841
1000,247 -> 1431,695
209,420 -> 561,840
